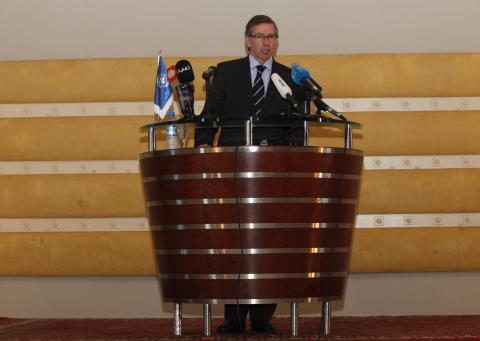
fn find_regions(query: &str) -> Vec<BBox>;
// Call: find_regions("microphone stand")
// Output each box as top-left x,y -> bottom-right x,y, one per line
312,97 -> 352,149
298,96 -> 311,147
203,76 -> 213,119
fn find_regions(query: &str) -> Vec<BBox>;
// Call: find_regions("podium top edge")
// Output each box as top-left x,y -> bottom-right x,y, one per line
139,146 -> 364,159
140,116 -> 362,131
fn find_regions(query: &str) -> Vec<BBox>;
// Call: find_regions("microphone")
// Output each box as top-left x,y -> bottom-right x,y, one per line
202,66 -> 216,80
175,59 -> 195,83
291,64 -> 347,121
291,64 -> 322,97
271,73 -> 300,111
174,60 -> 195,117
167,65 -> 177,84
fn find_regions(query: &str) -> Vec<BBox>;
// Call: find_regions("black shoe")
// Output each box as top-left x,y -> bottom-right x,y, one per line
251,322 -> 275,333
217,320 -> 245,334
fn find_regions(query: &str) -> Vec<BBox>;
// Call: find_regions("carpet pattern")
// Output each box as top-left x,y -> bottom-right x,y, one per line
1,316 -> 479,340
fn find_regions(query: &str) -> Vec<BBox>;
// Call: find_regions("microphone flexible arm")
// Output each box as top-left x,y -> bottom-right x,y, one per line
204,78 -> 212,118
312,96 -> 347,121
311,96 -> 352,149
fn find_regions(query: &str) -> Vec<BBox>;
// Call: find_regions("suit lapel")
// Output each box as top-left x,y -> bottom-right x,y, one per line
239,56 -> 254,116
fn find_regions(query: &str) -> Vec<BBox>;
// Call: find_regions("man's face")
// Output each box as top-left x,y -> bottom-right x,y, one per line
245,23 -> 278,64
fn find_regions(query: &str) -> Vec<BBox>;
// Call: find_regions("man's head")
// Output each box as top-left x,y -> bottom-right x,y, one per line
244,15 -> 279,64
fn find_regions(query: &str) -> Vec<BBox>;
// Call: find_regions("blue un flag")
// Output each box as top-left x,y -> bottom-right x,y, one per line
153,55 -> 173,119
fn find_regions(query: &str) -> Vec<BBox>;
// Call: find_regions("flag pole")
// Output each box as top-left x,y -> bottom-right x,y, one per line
156,50 -> 162,122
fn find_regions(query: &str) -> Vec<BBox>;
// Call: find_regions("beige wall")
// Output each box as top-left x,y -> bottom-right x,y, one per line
2,0 -> 480,61
2,273 -> 480,318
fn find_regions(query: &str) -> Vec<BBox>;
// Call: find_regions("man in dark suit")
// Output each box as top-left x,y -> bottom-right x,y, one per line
194,15 -> 304,333
195,14 -> 304,147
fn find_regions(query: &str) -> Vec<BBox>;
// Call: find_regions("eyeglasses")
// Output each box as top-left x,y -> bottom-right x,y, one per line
248,33 -> 278,41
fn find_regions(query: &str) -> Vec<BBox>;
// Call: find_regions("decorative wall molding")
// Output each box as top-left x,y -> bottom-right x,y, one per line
1,97 -> 479,118
1,155 -> 479,175
365,155 -> 480,170
327,97 -> 480,113
356,213 -> 480,229
0,101 -> 197,118
0,217 -> 148,233
0,160 -> 140,175
0,213 -> 478,233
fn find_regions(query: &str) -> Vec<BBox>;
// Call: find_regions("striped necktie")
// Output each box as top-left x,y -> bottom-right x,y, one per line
252,65 -> 265,116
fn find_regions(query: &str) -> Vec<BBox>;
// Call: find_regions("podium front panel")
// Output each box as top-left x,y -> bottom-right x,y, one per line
139,146 -> 363,304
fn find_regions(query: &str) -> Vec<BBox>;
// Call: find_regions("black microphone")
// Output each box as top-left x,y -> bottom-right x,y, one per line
175,60 -> 195,117
175,59 -> 195,83
202,66 -> 216,80
175,84 -> 194,117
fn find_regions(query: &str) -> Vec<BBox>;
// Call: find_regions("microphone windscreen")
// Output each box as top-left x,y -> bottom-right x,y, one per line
271,73 -> 292,99
175,59 -> 195,83
202,66 -> 216,80
291,63 -> 310,86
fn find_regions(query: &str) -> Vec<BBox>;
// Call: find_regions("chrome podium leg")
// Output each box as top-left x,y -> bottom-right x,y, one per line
174,303 -> 182,336
244,117 -> 253,146
322,300 -> 331,335
291,302 -> 298,336
203,303 -> 212,337
303,121 -> 309,146
345,123 -> 352,149
148,126 -> 156,152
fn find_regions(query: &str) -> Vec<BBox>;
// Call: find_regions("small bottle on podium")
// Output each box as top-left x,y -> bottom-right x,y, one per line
165,111 -> 178,149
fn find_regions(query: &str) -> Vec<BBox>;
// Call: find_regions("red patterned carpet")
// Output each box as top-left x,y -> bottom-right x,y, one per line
1,316 -> 480,340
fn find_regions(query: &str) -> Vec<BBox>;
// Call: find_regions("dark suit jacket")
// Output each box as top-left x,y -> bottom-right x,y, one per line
194,56 -> 304,146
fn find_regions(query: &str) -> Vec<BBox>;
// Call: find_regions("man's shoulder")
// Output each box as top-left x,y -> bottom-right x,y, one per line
273,60 -> 291,73
217,56 -> 248,69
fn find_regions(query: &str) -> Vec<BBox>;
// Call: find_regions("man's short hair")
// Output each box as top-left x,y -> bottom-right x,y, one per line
245,15 -> 278,36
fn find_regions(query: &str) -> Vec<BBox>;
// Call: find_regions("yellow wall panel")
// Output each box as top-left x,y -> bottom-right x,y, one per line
1,110 -> 478,161
1,169 -> 480,218
359,169 -> 480,214
2,54 -> 480,103
0,116 -> 198,160
2,227 -> 480,275
1,58 -> 156,103
288,53 -> 480,98
0,174 -> 145,218
310,111 -> 480,155
0,232 -> 155,275
0,116 -> 152,160
350,227 -> 480,272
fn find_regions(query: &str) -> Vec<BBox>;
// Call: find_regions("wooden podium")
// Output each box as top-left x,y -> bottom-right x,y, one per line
139,139 -> 363,336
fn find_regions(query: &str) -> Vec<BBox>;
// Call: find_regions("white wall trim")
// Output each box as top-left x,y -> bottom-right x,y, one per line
328,97 -> 480,113
0,160 -> 140,175
1,97 -> 480,119
1,155 -> 480,175
0,213 -> 479,233
365,155 -> 480,170
356,213 -> 480,229
0,217 -> 148,233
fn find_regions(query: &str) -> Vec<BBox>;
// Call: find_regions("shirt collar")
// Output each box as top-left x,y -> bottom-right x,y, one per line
249,54 -> 273,71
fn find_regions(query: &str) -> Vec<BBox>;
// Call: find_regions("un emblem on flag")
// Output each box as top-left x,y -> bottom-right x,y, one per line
157,74 -> 169,88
